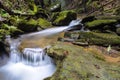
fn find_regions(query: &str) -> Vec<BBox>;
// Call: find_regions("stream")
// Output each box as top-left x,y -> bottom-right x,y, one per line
0,20 -> 81,80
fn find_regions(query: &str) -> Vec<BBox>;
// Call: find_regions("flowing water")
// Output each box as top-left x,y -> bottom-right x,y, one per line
0,20 -> 81,80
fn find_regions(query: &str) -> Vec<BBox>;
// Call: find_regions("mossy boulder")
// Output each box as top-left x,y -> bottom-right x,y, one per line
18,19 -> 38,32
51,10 -> 77,26
65,31 -> 120,46
77,32 -> 120,46
37,18 -> 52,29
85,19 -> 117,30
47,44 -> 67,60
45,42 -> 120,80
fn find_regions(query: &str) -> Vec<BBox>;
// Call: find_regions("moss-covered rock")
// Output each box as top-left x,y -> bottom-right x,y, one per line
51,10 -> 77,26
45,42 -> 120,80
18,19 -> 38,32
37,18 -> 52,29
64,31 -> 120,46
85,19 -> 117,30
78,32 -> 120,46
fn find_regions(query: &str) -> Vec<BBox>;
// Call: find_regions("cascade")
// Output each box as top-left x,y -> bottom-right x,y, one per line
0,20 -> 81,80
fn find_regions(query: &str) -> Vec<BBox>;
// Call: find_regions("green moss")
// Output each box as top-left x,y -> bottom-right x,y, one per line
18,19 -> 38,32
85,19 -> 117,29
52,10 -> 77,26
27,19 -> 37,26
33,3 -> 38,14
37,18 -> 51,29
9,16 -> 26,26
0,9 -> 10,18
75,32 -> 120,46
1,24 -> 22,35
46,42 -> 120,80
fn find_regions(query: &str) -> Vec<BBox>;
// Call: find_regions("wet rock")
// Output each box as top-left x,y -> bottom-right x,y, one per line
0,41 -> 9,56
72,41 -> 88,46
51,10 -> 77,26
81,16 -> 96,24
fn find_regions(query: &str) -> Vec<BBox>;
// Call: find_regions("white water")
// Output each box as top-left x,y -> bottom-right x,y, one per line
20,20 -> 81,39
0,36 -> 56,80
0,20 -> 81,80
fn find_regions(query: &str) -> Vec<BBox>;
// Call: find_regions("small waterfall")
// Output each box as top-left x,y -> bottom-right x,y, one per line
20,20 -> 81,39
0,20 -> 82,80
0,36 -> 56,80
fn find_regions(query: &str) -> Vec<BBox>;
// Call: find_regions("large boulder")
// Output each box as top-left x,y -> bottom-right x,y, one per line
51,10 -> 77,26
45,42 -> 120,80
85,19 -> 117,30
84,19 -> 117,32
18,19 -> 38,33
64,31 -> 120,46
